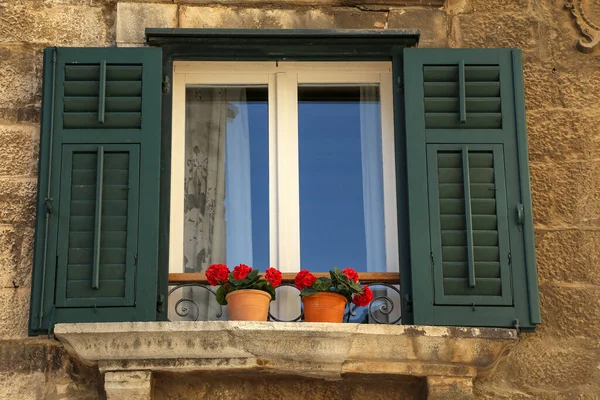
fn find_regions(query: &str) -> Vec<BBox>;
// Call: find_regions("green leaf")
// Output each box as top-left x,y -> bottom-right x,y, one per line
313,277 -> 333,292
301,287 -> 318,297
216,285 -> 229,306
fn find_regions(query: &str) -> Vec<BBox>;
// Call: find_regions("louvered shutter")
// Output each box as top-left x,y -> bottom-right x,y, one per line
403,48 -> 540,330
29,48 -> 161,335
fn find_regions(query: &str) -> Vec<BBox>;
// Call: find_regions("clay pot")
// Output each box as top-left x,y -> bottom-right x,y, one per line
225,289 -> 271,321
302,292 -> 347,323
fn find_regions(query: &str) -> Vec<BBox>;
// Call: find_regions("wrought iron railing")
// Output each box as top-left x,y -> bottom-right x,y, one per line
168,273 -> 401,324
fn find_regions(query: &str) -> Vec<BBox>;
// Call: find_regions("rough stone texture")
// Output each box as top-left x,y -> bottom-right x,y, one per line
388,8 -> 448,47
0,47 -> 42,124
0,125 -> 36,177
0,339 -> 103,399
179,6 -> 388,30
454,12 -> 539,56
116,3 -> 178,44
0,178 -> 37,225
154,372 -> 426,400
0,288 -> 30,339
427,376 -> 474,400
0,2 -> 115,46
536,229 -> 600,285
105,371 -> 153,400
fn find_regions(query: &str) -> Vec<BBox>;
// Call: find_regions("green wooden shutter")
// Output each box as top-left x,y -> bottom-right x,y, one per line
404,48 -> 541,330
29,48 -> 162,335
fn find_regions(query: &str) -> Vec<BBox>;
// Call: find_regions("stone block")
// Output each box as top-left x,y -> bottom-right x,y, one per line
0,125 -> 35,177
116,3 -> 178,44
529,163 -> 555,226
536,230 -> 600,285
466,0 -> 530,13
427,376 -> 473,400
455,12 -> 538,52
490,336 -> 600,391
538,283 -> 600,340
526,110 -> 599,163
388,8 -> 448,47
105,371 -> 153,400
179,6 -> 387,30
0,3 -> 113,46
552,160 -> 600,226
0,288 -> 30,339
0,226 -> 20,289
0,46 -> 41,124
0,371 -> 46,400
522,62 -> 563,111
0,178 -> 37,224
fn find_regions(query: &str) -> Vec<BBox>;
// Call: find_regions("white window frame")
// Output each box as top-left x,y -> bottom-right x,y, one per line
169,61 -> 399,285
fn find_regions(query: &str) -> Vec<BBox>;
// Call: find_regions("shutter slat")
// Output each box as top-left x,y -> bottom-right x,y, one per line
64,97 -> 142,113
443,261 -> 501,278
442,277 -> 502,296
63,113 -> 141,129
66,280 -> 126,299
425,113 -> 502,129
67,264 -> 127,280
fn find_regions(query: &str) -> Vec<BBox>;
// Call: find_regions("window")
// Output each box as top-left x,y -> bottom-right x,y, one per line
169,62 -> 399,320
29,32 -> 540,335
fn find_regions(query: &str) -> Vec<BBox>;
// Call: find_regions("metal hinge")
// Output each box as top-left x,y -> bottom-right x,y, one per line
397,76 -> 404,94
162,76 -> 170,94
45,197 -> 53,215
430,252 -> 435,266
157,294 -> 165,313
513,319 -> 520,335
508,252 -> 512,266
134,254 -> 138,267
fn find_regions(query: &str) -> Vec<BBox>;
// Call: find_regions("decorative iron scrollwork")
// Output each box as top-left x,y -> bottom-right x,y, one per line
168,282 -> 401,324
565,0 -> 600,53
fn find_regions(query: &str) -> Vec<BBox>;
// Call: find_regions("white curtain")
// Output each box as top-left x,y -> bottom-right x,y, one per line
359,86 -> 386,274
180,87 -> 252,321
360,86 -> 396,323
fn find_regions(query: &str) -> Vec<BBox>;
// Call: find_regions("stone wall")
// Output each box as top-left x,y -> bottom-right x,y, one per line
0,0 -> 599,398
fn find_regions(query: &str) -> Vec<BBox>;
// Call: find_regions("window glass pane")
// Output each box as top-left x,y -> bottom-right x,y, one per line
183,86 -> 269,274
298,86 -> 386,273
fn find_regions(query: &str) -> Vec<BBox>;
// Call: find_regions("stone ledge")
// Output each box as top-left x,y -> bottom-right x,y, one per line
54,322 -> 517,399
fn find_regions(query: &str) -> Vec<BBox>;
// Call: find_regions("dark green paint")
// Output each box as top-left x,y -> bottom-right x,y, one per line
404,48 -> 540,330
29,47 -> 162,335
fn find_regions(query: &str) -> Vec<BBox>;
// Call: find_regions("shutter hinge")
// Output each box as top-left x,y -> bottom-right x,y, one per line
397,76 -> 404,94
45,197 -> 53,215
134,254 -> 138,267
513,319 -> 520,335
162,76 -> 170,94
157,294 -> 165,313
430,252 -> 434,266
516,203 -> 524,231
508,252 -> 512,266
404,294 -> 413,313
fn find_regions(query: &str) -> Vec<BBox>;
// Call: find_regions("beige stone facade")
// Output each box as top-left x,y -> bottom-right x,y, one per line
1,0 -> 599,398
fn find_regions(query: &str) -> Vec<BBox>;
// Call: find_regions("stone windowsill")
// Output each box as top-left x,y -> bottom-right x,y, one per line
54,322 -> 517,399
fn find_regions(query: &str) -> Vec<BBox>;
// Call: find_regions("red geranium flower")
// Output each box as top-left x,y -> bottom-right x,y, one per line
295,270 -> 317,290
352,286 -> 373,307
206,264 -> 230,286
343,268 -> 359,283
233,264 -> 252,280
264,267 -> 282,288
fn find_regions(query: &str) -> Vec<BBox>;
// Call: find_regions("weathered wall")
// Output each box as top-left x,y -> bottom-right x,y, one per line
0,0 -> 599,398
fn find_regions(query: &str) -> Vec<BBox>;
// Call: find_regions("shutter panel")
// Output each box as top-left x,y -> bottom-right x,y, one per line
29,48 -> 161,335
404,48 -> 541,330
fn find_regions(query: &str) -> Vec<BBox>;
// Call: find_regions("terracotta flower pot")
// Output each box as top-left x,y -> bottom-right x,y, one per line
302,292 -> 347,323
226,289 -> 271,321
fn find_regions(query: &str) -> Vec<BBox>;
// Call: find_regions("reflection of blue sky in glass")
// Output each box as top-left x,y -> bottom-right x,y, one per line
246,101 -> 270,270
299,88 -> 384,272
